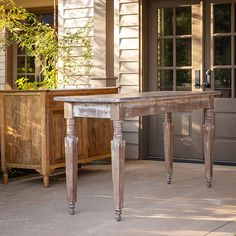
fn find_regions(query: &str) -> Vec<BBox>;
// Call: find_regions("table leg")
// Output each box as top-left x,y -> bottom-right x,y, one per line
163,113 -> 173,184
1,148 -> 8,185
2,172 -> 8,185
65,118 -> 78,214
203,108 -> 214,188
111,120 -> 125,221
2,167 -> 8,185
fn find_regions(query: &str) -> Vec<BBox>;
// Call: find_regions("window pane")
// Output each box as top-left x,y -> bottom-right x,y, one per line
214,4 -> 231,33
235,70 -> 236,98
17,75 -> 25,80
17,47 -> 25,55
17,56 -> 26,73
157,39 -> 173,66
157,8 -> 173,36
214,69 -> 231,98
26,75 -> 36,83
234,37 -> 236,65
214,37 -> 231,65
176,70 -> 192,91
157,70 -> 173,91
176,38 -> 191,66
235,4 -> 236,32
40,13 -> 54,26
176,7 -> 191,35
17,75 -> 35,83
27,57 -> 35,73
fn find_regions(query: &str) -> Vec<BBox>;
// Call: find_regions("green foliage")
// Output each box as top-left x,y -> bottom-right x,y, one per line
59,28 -> 93,87
0,0 -> 93,89
15,77 -> 39,90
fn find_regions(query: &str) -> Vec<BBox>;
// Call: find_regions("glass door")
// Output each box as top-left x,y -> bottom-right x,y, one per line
206,1 -> 236,162
149,0 -> 204,159
148,0 -> 236,163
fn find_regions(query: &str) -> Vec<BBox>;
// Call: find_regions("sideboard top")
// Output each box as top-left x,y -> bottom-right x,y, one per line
0,87 -> 118,94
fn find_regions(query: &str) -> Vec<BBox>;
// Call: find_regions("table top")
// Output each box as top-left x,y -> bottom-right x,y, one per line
54,91 -> 221,103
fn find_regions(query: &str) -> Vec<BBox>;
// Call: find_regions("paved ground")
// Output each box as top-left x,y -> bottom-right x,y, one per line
0,160 -> 236,236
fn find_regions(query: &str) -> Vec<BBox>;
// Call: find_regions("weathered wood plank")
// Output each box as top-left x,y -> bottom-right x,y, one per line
111,120 -> 125,221
163,113 -> 173,184
65,117 -> 78,215
87,118 -> 113,157
203,108 -> 214,188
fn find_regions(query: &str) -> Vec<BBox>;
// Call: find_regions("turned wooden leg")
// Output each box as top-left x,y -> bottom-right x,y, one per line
43,175 -> 49,188
203,108 -> 214,188
65,117 -> 78,215
163,113 -> 173,184
111,120 -> 125,221
2,172 -> 8,185
1,158 -> 8,185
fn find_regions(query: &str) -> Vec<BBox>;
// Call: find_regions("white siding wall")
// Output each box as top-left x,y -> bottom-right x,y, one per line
58,0 -> 141,159
117,0 -> 140,159
58,0 -> 94,88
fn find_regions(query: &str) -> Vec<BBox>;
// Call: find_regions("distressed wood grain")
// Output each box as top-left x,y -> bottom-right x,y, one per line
0,88 -> 118,187
163,113 -> 173,184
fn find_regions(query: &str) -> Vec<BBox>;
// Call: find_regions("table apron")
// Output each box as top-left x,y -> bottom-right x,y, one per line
122,98 -> 211,118
71,97 -> 212,119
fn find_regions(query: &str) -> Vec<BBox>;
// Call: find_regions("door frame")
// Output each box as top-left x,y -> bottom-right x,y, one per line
139,0 -> 150,159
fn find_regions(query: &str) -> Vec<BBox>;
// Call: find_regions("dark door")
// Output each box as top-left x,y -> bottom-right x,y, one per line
148,0 -> 236,163
149,0 -> 204,159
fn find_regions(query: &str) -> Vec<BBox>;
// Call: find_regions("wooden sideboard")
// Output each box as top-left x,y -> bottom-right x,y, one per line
0,87 -> 118,187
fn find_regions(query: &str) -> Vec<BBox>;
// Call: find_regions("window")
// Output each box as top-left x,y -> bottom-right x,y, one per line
13,11 -> 55,88
212,3 -> 235,98
156,6 -> 192,91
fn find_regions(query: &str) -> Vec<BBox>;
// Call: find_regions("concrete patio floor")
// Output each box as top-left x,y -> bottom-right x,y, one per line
0,160 -> 236,236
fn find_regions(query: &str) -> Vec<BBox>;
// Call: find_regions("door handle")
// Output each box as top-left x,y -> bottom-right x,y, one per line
194,69 -> 211,89
204,69 -> 211,88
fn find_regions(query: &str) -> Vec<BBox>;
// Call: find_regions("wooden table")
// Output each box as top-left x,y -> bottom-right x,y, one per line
54,91 -> 221,221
